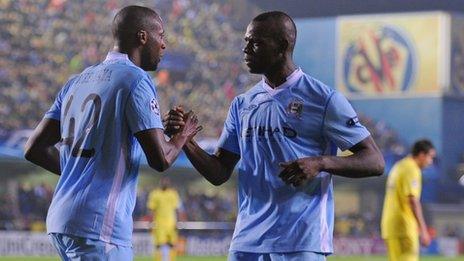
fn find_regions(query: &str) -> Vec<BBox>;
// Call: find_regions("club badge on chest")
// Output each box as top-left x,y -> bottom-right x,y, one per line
287,98 -> 303,119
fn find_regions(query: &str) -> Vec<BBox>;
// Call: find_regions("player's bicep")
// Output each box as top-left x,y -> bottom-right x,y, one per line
215,148 -> 240,174
134,128 -> 166,168
323,91 -> 370,151
347,135 -> 382,156
25,118 -> 61,156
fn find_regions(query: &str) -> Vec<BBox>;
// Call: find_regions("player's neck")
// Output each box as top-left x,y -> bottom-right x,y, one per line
112,46 -> 141,67
264,61 -> 297,88
411,156 -> 424,170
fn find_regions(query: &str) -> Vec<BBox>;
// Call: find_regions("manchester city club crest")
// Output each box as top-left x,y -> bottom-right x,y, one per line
287,99 -> 303,118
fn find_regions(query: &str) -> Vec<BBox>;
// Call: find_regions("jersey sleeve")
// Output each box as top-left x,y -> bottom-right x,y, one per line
322,91 -> 371,151
399,168 -> 421,198
125,76 -> 164,134
217,97 -> 240,155
44,76 -> 77,120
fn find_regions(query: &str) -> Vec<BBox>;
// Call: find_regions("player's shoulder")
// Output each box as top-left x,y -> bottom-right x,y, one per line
232,81 -> 267,107
149,189 -> 161,196
169,189 -> 180,198
396,157 -> 420,176
296,71 -> 336,101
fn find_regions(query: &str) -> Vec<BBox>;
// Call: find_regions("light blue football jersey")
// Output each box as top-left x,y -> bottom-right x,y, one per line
218,68 -> 370,254
44,52 -> 163,247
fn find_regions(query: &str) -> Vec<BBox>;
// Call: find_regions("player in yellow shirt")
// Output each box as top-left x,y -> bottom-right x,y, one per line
147,177 -> 182,261
381,139 -> 436,261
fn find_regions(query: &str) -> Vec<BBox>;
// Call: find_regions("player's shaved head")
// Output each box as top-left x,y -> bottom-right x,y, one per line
252,11 -> 297,52
112,5 -> 162,47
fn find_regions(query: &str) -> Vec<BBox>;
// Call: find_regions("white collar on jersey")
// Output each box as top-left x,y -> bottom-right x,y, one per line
261,67 -> 303,96
104,51 -> 130,62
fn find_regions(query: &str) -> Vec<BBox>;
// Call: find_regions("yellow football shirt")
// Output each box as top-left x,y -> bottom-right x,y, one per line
147,188 -> 180,228
381,156 -> 422,239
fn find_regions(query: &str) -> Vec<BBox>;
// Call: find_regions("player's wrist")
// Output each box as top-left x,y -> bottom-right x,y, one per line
171,133 -> 189,149
182,139 -> 196,151
315,156 -> 326,172
420,226 -> 428,234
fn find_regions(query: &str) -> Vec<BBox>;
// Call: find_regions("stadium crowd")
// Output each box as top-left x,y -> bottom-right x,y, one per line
0,0 -> 257,138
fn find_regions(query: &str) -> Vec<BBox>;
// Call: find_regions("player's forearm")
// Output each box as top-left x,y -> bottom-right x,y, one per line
183,140 -> 232,186
24,145 -> 61,175
319,147 -> 384,178
409,197 -> 428,234
156,134 -> 189,171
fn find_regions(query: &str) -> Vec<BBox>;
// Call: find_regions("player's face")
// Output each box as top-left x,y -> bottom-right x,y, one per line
141,19 -> 166,71
243,22 -> 282,74
418,149 -> 436,169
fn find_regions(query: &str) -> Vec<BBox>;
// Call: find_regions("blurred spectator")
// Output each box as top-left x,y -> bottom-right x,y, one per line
134,189 -> 236,223
335,212 -> 379,238
359,114 -> 406,157
0,182 -> 53,230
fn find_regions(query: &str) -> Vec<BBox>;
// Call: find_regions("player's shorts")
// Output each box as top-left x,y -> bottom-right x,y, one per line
49,233 -> 133,261
385,237 -> 419,261
153,228 -> 178,246
228,251 -> 327,261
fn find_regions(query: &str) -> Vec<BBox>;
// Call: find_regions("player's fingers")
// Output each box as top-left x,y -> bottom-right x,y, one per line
175,105 -> 184,113
285,172 -> 303,185
167,120 -> 185,127
278,165 -> 294,179
279,162 -> 299,177
279,161 -> 293,168
288,169 -> 304,182
183,111 -> 192,123
196,126 -> 203,132
189,113 -> 199,125
169,109 -> 184,118
279,160 -> 295,167
279,167 -> 300,183
292,177 -> 305,187
167,114 -> 184,122
163,112 -> 170,123
167,113 -> 183,124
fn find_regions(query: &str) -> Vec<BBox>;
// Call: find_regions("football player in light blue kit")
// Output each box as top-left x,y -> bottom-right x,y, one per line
24,6 -> 201,260
164,11 -> 385,260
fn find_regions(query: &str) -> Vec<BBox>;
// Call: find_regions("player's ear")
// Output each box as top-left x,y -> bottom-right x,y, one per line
137,30 -> 148,45
278,38 -> 289,56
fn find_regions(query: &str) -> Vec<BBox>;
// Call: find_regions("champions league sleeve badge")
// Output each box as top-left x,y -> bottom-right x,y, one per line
346,116 -> 360,127
286,98 -> 303,119
150,98 -> 160,116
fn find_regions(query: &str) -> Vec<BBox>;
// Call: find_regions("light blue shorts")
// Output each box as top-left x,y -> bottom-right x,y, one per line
228,251 -> 327,261
49,233 -> 133,261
